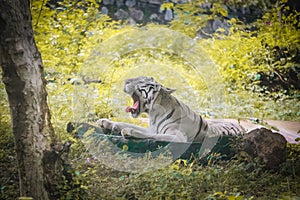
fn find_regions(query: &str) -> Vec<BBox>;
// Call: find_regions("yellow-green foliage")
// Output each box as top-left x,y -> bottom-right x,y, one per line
171,0 -> 300,90
204,10 -> 300,89
31,0 -> 124,130
32,0 -> 119,74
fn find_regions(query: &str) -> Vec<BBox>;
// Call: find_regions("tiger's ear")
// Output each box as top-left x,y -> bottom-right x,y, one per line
162,86 -> 176,94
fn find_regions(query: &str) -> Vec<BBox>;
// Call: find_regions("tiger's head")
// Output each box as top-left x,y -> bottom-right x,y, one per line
124,76 -> 175,118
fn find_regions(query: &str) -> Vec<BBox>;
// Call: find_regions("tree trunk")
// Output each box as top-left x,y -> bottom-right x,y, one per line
0,1 -> 62,199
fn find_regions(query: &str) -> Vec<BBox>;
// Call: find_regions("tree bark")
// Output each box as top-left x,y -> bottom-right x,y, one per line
0,1 -> 62,199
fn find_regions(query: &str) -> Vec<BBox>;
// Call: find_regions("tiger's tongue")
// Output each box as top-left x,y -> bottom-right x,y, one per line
126,101 -> 139,113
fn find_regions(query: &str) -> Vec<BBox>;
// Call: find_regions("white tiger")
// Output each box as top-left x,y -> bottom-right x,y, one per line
97,76 -> 246,142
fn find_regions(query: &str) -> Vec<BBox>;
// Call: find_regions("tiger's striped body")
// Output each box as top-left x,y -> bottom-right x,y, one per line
97,76 -> 245,142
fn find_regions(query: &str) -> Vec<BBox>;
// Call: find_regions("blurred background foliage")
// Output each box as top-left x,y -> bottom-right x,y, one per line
1,0 -> 300,199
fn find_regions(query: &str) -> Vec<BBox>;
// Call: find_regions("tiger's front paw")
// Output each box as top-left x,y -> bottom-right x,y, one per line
96,119 -> 121,134
121,128 -> 134,139
96,118 -> 112,129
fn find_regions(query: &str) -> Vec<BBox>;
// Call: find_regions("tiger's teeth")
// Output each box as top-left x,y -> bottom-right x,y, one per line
132,101 -> 139,109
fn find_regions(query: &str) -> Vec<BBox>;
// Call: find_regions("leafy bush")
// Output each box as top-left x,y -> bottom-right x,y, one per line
171,0 -> 300,91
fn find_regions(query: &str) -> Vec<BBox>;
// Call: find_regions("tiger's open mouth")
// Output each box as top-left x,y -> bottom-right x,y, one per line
125,93 -> 140,117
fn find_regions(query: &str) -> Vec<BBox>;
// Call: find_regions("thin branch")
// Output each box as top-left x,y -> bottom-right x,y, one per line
35,0 -> 46,27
